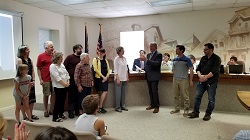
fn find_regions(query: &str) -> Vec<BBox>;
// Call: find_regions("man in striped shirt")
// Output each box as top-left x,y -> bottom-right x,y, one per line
74,53 -> 94,114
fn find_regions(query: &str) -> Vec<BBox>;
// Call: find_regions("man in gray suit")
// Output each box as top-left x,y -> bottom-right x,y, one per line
141,42 -> 162,113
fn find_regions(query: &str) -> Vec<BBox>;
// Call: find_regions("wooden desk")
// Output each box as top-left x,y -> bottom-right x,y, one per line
237,91 -> 250,111
103,72 -> 250,113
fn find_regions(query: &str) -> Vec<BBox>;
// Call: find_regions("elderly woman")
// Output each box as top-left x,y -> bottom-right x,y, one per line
92,48 -> 110,114
49,52 -> 70,122
74,53 -> 94,115
17,45 -> 39,120
114,46 -> 129,112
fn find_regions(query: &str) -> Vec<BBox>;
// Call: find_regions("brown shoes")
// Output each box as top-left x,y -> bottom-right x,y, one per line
146,106 -> 154,110
153,108 -> 159,113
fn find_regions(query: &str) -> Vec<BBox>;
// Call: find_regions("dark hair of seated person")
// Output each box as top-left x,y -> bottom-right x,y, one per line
34,126 -> 77,140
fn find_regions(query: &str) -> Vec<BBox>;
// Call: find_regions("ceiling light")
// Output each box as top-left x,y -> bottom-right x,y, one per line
149,0 -> 191,7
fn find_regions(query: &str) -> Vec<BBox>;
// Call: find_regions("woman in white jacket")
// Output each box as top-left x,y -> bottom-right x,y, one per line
50,52 -> 70,122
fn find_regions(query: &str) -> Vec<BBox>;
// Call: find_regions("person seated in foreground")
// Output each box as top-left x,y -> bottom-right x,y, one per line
132,50 -> 146,71
0,113 -> 8,140
75,94 -> 107,137
161,53 -> 173,72
34,126 -> 77,140
234,130 -> 250,140
229,56 -> 239,65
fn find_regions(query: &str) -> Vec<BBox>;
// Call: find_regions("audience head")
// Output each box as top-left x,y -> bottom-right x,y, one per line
139,50 -> 146,58
51,52 -> 63,64
44,41 -> 54,54
16,64 -> 28,77
176,45 -> 185,54
80,53 -> 90,64
188,54 -> 196,64
98,48 -> 106,59
82,94 -> 99,115
204,43 -> 214,56
0,113 -> 7,139
34,126 -> 77,140
73,44 -> 83,55
149,42 -> 157,52
163,53 -> 170,62
230,56 -> 237,65
17,45 -> 30,58
116,46 -> 124,56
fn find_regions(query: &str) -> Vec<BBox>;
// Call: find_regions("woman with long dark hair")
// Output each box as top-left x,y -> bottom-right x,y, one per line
17,45 -> 39,120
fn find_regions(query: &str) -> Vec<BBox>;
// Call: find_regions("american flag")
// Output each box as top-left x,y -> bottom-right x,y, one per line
97,24 -> 102,54
84,24 -> 88,53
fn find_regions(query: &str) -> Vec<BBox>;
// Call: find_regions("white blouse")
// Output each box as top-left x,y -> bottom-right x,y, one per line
49,63 -> 70,88
113,56 -> 128,81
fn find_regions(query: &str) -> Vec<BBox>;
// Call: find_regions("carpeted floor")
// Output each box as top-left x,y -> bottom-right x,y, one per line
1,106 -> 250,140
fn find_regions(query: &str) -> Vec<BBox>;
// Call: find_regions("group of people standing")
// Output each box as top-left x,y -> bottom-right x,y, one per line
13,41 -> 111,123
13,40 -> 221,125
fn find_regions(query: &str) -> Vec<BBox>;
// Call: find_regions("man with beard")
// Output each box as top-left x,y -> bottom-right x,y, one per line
188,43 -> 221,121
64,44 -> 83,118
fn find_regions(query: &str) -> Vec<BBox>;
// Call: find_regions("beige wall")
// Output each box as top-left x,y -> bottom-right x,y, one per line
0,79 -> 15,109
0,0 -> 66,109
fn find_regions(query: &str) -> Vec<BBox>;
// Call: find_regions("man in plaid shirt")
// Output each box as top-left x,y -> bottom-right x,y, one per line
74,53 -> 94,114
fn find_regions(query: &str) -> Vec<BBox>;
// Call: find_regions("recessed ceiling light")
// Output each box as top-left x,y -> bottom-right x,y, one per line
148,0 -> 191,7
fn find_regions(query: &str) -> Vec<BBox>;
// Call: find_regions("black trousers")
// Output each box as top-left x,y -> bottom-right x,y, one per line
147,80 -> 160,108
67,80 -> 79,114
53,87 -> 67,120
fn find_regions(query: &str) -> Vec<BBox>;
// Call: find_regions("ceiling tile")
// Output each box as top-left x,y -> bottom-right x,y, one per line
80,6 -> 115,13
68,2 -> 106,9
153,3 -> 192,11
157,7 -> 192,13
14,0 -> 48,4
43,5 -> 74,12
103,0 -> 146,6
28,1 -> 63,8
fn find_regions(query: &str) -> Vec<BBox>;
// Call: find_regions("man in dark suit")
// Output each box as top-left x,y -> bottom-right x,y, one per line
141,42 -> 162,113
132,50 -> 146,71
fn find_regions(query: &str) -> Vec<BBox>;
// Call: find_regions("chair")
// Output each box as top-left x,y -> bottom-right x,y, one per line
102,135 -> 120,140
73,131 -> 97,140
3,117 -> 17,139
22,120 -> 53,140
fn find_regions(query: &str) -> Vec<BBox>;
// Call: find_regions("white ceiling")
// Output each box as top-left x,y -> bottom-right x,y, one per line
13,0 -> 250,18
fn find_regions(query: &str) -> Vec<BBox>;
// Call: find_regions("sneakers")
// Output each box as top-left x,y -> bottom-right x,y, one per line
115,108 -> 122,113
98,108 -> 107,114
203,113 -> 211,121
187,112 -> 199,118
170,110 -> 180,114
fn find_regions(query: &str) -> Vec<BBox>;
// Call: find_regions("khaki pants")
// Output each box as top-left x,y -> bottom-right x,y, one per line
172,79 -> 190,111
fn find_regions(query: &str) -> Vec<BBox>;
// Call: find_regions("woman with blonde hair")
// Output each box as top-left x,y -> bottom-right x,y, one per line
50,52 -> 70,122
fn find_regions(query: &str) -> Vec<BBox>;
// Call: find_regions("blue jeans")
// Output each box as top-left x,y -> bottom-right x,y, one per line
194,82 -> 218,114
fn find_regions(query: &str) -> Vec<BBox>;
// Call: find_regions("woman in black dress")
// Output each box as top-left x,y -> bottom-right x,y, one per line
92,48 -> 111,113
17,45 -> 39,120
